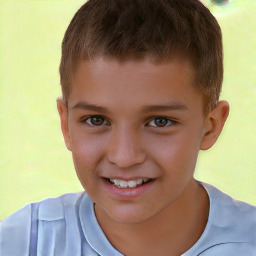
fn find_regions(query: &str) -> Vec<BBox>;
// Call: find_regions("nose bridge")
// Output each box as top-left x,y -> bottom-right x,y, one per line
107,125 -> 146,168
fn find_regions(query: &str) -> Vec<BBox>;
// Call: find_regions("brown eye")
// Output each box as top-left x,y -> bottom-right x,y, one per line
154,117 -> 168,127
148,117 -> 173,128
85,116 -> 108,126
91,116 -> 104,125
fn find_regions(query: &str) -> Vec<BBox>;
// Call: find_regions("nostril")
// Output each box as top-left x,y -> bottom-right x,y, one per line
107,150 -> 146,168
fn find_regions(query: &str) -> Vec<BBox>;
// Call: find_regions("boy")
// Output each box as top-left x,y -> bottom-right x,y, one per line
1,0 -> 255,255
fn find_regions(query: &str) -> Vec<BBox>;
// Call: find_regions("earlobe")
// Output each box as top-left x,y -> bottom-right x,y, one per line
57,99 -> 72,151
200,100 -> 229,150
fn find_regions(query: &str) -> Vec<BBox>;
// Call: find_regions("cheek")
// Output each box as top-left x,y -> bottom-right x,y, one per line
70,128 -> 106,160
146,129 -> 201,173
70,133 -> 106,185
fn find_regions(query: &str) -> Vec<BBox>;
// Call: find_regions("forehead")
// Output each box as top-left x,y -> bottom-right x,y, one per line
72,56 -> 195,85
69,57 -> 203,114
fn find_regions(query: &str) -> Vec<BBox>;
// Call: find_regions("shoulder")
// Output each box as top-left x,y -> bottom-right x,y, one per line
37,192 -> 84,220
183,182 -> 256,256
205,182 -> 256,243
0,192 -> 86,256
204,183 -> 256,254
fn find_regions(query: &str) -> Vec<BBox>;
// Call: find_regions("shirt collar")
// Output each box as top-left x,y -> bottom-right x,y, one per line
79,193 -> 124,256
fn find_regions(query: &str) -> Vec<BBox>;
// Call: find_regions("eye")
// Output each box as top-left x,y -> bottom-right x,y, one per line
147,117 -> 175,128
82,116 -> 110,126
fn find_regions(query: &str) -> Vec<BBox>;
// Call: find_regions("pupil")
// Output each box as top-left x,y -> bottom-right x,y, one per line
91,116 -> 104,125
155,118 -> 167,127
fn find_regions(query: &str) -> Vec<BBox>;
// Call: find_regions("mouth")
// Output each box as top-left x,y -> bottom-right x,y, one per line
106,178 -> 153,189
102,177 -> 155,200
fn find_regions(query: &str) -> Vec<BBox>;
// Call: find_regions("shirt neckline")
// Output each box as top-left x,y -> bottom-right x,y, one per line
180,181 -> 213,255
79,193 -> 124,256
78,181 -> 213,256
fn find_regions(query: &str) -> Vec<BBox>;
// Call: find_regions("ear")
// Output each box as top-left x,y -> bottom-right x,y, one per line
200,100 -> 230,150
57,99 -> 72,151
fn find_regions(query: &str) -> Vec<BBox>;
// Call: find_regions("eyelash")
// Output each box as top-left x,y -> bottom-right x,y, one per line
80,115 -> 177,128
81,115 -> 111,127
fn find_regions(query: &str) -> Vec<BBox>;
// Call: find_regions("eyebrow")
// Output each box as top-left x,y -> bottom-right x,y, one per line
71,102 -> 110,114
141,103 -> 189,113
71,101 -> 189,113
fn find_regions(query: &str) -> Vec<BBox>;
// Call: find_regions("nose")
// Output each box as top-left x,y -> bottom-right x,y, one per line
107,127 -> 146,168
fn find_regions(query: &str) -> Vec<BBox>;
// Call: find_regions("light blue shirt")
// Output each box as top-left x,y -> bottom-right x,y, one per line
1,182 -> 256,256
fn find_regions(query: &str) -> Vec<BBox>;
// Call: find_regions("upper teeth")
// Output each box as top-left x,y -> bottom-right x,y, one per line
109,178 -> 151,188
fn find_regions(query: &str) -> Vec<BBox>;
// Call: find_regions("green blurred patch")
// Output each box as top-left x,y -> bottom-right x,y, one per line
0,0 -> 255,219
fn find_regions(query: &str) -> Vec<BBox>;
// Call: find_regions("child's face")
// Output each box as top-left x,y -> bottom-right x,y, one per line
58,57 -> 216,224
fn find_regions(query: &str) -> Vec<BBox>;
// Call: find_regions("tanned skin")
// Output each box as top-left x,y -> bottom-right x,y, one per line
57,57 -> 229,256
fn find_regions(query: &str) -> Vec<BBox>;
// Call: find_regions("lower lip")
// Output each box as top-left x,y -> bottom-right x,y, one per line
102,178 -> 155,200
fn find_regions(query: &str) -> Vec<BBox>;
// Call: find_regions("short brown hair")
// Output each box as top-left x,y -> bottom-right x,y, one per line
59,0 -> 223,113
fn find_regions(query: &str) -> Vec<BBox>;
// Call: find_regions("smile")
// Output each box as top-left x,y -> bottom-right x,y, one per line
108,178 -> 152,189
102,177 -> 155,200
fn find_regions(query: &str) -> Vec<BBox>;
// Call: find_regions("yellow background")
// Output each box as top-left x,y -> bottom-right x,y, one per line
0,0 -> 255,219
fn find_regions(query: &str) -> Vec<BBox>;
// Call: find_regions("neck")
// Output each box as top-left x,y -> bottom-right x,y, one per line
95,179 -> 209,256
